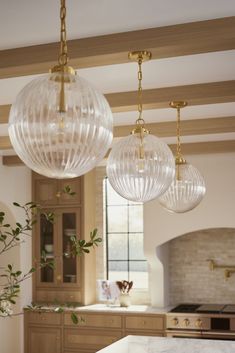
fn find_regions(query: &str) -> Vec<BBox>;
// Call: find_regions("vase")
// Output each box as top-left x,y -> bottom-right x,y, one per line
119,293 -> 131,307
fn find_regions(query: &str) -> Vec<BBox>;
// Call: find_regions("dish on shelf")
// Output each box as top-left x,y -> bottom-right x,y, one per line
64,229 -> 76,237
65,274 -> 76,283
45,244 -> 53,252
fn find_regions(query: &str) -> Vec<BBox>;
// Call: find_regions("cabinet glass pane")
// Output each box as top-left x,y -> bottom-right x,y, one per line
40,214 -> 54,283
62,213 -> 77,284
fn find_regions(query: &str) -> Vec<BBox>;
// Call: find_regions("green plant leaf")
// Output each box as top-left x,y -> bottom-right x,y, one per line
71,312 -> 78,324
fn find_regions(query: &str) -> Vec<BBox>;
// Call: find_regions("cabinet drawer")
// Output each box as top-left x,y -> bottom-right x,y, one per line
26,311 -> 61,325
64,313 -> 122,328
64,328 -> 122,350
125,315 -> 164,331
35,290 -> 82,303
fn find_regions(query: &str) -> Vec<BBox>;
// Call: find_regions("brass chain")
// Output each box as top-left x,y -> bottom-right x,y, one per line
136,57 -> 145,126
58,0 -> 68,67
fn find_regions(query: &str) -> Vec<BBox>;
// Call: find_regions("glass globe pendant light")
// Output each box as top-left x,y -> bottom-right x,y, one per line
8,0 -> 113,179
159,101 -> 206,213
106,51 -> 175,202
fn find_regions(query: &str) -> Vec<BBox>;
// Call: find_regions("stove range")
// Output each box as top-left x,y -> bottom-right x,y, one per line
169,303 -> 235,314
166,303 -> 235,340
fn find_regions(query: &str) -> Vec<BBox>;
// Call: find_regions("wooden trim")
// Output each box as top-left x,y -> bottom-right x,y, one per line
114,116 -> 235,137
0,136 -> 12,150
0,17 -> 235,78
0,105 -> 11,124
1,81 -> 235,124
2,155 -> 23,166
106,81 -> 235,112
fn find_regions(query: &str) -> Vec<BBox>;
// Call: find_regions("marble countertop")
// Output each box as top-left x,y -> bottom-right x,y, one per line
96,335 -> 235,353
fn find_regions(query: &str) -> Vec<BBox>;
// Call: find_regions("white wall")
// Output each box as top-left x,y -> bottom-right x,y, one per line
0,159 -> 31,353
144,152 -> 235,307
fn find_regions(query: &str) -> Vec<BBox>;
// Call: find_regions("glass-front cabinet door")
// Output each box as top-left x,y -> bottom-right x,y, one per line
60,208 -> 81,286
38,212 -> 55,285
36,208 -> 82,289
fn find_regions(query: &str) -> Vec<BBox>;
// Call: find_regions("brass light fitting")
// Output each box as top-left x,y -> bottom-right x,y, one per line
50,0 -> 76,113
170,101 -> 188,180
129,50 -> 152,160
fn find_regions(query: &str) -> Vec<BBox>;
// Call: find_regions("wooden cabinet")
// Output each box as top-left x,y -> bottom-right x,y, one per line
26,327 -> 62,353
33,172 -> 82,206
24,309 -> 166,353
32,170 -> 96,304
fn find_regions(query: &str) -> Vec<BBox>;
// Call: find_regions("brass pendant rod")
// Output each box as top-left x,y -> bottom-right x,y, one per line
176,106 -> 182,158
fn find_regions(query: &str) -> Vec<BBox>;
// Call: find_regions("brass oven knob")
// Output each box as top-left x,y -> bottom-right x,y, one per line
172,318 -> 179,326
183,318 -> 190,327
195,319 -> 202,328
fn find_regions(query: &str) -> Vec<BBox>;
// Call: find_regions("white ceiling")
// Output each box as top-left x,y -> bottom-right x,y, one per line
0,0 -> 235,155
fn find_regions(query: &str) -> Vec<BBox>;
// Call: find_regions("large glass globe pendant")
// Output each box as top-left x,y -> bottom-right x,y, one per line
9,70 -> 113,178
107,127 -> 175,202
8,0 -> 113,179
107,51 -> 175,203
159,101 -> 206,213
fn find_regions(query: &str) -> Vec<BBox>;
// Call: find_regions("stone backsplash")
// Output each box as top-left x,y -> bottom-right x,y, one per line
169,228 -> 235,304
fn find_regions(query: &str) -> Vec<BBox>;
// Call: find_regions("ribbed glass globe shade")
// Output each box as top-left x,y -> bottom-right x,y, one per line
8,72 -> 113,178
106,133 -> 175,202
158,163 -> 206,213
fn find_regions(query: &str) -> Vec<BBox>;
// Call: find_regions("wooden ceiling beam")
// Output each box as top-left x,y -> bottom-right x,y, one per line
1,115 -> 235,151
106,80 -> 235,112
0,17 -> 235,78
3,140 -> 235,167
1,81 -> 235,123
114,116 -> 235,137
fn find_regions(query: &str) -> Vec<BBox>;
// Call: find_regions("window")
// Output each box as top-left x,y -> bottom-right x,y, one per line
104,178 -> 148,289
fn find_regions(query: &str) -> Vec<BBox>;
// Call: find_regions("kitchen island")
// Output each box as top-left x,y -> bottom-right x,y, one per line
96,335 -> 235,353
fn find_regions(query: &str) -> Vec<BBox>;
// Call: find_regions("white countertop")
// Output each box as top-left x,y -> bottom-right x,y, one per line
76,303 -> 170,314
36,303 -> 170,314
96,335 -> 235,353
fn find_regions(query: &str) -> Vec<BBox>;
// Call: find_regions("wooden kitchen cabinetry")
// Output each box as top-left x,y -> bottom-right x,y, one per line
24,309 -> 166,353
32,171 -> 96,305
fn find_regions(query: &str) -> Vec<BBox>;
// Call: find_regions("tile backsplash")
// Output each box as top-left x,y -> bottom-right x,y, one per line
169,228 -> 235,304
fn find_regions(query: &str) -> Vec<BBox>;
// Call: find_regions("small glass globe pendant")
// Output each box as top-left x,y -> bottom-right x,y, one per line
159,156 -> 206,213
158,101 -> 206,213
107,125 -> 175,203
8,1 -> 113,179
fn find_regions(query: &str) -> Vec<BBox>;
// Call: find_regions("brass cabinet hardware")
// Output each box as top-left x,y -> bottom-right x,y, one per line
172,318 -> 179,326
195,319 -> 202,328
183,319 -> 190,327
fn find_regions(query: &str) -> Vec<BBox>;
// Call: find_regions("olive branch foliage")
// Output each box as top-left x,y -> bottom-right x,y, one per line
0,186 -> 101,320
